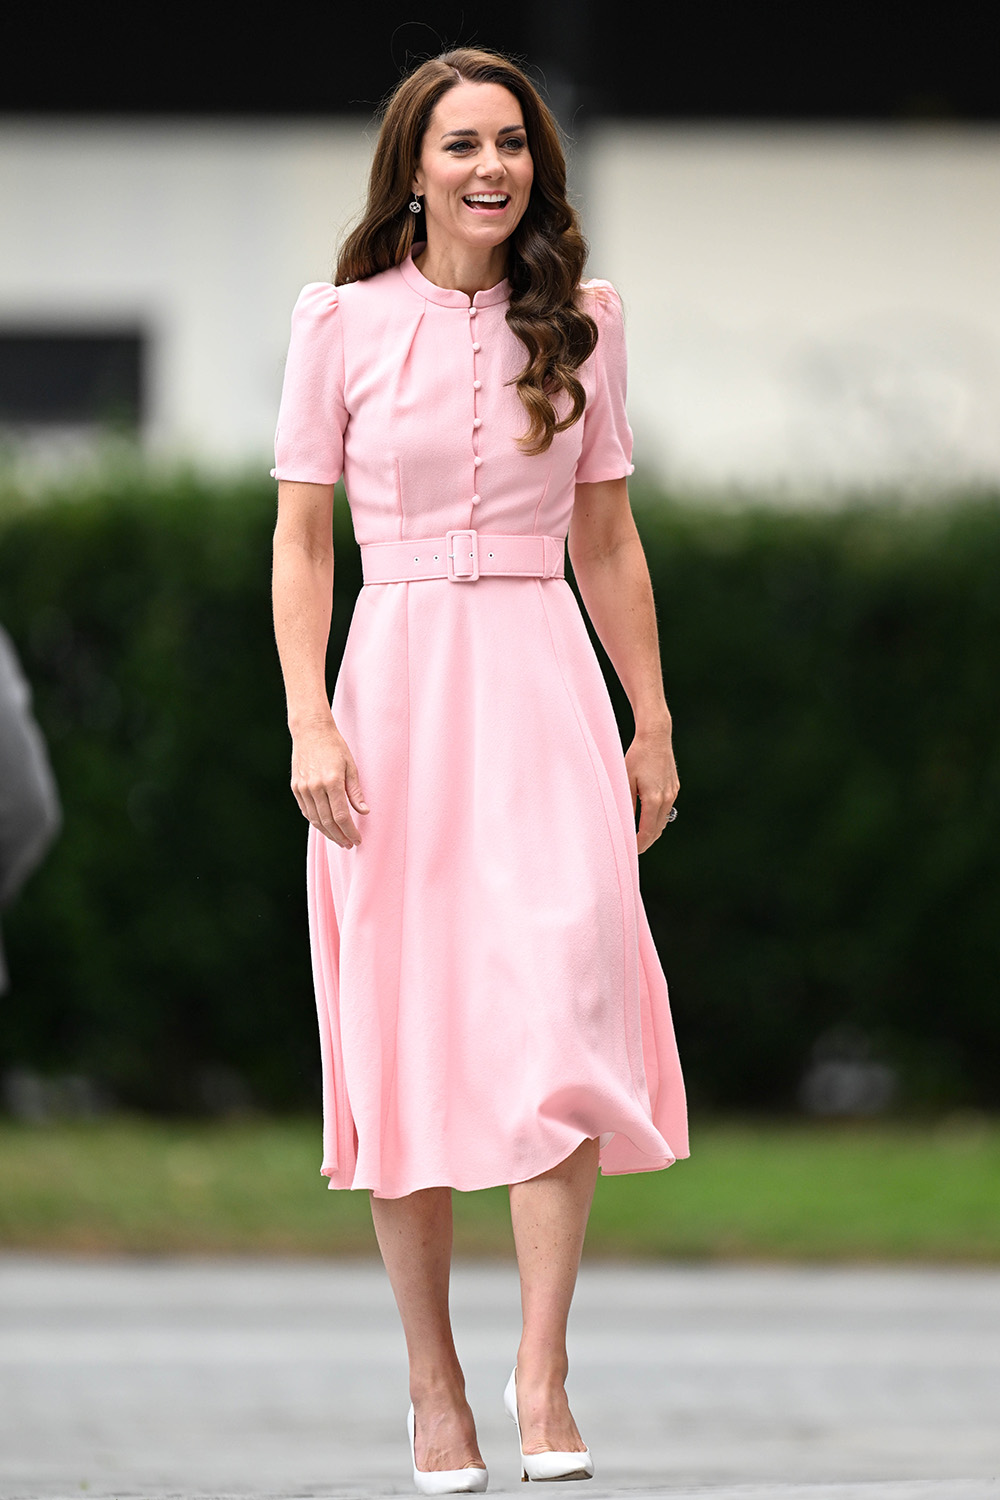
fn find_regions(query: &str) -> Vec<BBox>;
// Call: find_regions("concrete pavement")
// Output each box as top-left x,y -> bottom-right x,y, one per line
0,1256 -> 997,1499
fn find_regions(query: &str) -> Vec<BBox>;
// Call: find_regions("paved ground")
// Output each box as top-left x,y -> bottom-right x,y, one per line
0,1256 -> 997,1500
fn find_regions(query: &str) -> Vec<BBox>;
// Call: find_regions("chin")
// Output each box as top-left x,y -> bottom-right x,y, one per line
471,214 -> 524,242
456,227 -> 513,250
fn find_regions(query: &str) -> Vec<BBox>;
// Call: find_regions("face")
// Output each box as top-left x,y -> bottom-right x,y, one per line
412,80 -> 534,257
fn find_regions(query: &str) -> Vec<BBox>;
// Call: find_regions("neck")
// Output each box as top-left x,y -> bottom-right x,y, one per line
412,239 -> 508,299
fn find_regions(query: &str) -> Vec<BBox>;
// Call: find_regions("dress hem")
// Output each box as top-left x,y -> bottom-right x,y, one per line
319,1130 -> 688,1198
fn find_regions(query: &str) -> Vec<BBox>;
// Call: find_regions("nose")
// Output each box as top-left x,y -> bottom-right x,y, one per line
476,146 -> 505,180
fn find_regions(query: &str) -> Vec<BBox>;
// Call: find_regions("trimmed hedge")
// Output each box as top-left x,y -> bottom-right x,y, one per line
1,474 -> 998,1112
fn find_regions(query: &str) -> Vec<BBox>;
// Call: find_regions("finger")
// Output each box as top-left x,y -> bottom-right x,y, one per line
344,762 -> 369,815
635,797 -> 658,853
292,782 -> 333,842
637,819 -> 657,855
291,784 -> 311,824
322,787 -> 363,847
636,788 -> 671,852
300,787 -> 352,848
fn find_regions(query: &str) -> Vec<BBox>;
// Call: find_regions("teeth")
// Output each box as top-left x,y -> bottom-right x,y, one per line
465,193 -> 509,204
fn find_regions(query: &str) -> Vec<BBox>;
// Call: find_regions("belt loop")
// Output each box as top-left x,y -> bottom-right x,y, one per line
446,528 -> 479,581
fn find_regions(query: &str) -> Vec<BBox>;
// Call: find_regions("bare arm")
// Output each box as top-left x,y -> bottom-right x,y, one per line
568,476 -> 678,853
272,479 -> 368,848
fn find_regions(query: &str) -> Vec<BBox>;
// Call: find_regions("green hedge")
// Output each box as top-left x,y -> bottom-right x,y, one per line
1,474 -> 998,1113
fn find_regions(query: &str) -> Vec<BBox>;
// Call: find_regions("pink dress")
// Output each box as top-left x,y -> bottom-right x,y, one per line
273,247 -> 689,1199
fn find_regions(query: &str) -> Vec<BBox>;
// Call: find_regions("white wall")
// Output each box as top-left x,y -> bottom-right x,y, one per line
0,120 -> 370,468
587,125 -> 1000,495
2,119 -> 999,495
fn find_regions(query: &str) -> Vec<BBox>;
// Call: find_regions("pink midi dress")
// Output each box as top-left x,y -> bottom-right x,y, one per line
273,247 -> 689,1199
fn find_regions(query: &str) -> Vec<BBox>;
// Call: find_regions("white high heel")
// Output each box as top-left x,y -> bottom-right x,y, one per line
406,1404 -> 489,1495
503,1367 -> 594,1483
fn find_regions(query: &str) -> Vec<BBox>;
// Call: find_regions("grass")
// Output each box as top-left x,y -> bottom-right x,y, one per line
1,1114 -> 998,1261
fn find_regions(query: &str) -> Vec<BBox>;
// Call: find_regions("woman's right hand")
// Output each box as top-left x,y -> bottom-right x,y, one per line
290,717 -> 369,848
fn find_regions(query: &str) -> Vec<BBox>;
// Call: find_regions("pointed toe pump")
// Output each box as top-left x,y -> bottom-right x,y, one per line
503,1367 -> 594,1483
407,1404 -> 489,1495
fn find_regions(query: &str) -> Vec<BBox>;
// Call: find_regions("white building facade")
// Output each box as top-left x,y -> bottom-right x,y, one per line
2,118 -> 998,496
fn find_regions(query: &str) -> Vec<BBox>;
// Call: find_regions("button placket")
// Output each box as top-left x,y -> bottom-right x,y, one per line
470,302 -> 483,505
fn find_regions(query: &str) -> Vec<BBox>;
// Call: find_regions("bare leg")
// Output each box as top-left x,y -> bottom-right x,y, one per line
369,1186 -> 486,1473
507,1135 -> 600,1453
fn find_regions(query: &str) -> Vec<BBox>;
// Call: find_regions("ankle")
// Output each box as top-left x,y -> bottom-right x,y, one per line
409,1368 -> 468,1407
514,1350 -> 570,1390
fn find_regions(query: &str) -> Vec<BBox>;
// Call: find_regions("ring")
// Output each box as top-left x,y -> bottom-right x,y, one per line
667,807 -> 678,822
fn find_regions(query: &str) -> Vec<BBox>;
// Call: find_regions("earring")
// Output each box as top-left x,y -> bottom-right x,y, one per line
408,195 -> 422,214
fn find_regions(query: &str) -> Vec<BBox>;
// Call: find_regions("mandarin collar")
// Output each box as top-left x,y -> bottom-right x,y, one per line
399,245 -> 510,309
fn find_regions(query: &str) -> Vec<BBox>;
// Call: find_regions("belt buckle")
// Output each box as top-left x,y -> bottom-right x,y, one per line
446,528 -> 479,581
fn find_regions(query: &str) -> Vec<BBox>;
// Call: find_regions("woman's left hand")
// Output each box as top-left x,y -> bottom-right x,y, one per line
625,721 -> 679,854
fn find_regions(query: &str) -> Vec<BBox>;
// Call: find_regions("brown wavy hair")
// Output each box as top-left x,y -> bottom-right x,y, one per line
335,47 -> 597,456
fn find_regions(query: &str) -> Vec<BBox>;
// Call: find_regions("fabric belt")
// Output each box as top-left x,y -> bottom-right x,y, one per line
360,529 -> 565,585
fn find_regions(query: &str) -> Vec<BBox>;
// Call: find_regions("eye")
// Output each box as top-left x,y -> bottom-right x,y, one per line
502,137 -> 526,151
446,140 -> 475,153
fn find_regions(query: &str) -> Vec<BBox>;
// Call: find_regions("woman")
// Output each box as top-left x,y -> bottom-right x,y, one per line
271,46 -> 689,1494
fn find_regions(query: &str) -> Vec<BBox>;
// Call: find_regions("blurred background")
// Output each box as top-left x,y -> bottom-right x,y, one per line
0,0 -> 998,1260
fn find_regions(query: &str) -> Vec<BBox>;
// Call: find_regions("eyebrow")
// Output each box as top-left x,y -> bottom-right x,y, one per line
441,124 -> 525,139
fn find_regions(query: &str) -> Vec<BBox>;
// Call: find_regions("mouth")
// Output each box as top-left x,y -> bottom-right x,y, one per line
462,192 -> 511,214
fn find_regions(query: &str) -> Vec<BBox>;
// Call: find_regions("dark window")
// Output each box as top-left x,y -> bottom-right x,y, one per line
0,332 -> 144,428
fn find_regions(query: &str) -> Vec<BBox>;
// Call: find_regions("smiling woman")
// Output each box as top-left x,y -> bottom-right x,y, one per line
335,50 -> 602,456
412,93 -> 533,260
270,45 -> 687,1494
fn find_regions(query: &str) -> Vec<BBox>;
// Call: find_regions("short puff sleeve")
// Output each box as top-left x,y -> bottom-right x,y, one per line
271,283 -> 347,485
574,280 -> 636,484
